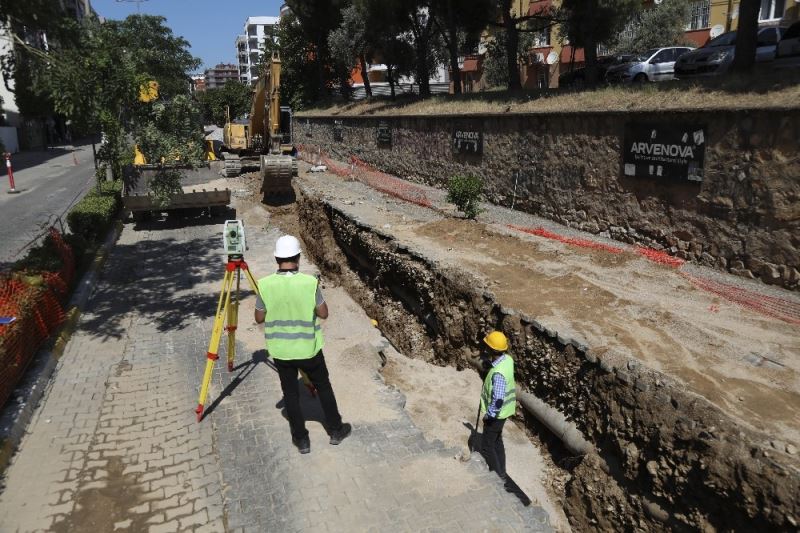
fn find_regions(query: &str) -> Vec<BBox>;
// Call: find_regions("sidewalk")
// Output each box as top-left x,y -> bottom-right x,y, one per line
0,203 -> 552,531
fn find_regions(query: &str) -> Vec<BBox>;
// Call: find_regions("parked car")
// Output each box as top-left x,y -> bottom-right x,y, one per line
558,54 -> 635,88
605,47 -> 695,83
675,27 -> 785,78
774,21 -> 800,69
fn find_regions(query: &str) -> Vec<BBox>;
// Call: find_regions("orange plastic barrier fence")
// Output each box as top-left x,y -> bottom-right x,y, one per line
298,145 -> 432,208
0,228 -> 74,408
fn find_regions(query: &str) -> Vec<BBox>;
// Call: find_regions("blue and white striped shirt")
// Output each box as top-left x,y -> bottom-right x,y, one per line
486,354 -> 507,418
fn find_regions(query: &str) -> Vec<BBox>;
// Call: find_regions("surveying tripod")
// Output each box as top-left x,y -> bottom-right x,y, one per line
195,255 -> 318,422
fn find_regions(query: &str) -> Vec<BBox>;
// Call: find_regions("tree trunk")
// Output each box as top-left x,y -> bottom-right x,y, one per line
732,0 -> 760,72
502,2 -> 521,91
446,0 -> 461,95
416,37 -> 431,97
359,55 -> 372,97
388,65 -> 396,99
583,33 -> 599,86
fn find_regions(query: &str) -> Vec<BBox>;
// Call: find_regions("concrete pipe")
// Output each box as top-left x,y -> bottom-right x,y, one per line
516,390 -> 593,456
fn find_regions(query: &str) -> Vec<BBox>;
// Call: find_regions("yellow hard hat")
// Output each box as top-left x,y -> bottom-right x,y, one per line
483,331 -> 508,352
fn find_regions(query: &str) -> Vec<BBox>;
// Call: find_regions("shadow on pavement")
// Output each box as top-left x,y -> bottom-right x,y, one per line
201,349 -> 275,421
2,139 -> 96,174
80,211 -> 239,339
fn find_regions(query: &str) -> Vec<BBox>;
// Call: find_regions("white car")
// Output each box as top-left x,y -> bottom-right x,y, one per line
605,47 -> 695,83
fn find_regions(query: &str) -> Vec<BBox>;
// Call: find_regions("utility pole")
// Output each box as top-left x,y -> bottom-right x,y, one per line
116,0 -> 149,13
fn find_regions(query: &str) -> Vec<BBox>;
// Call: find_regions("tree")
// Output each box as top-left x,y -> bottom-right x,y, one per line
560,0 -> 639,85
284,0 -> 347,96
131,94 -> 205,206
328,3 -> 373,97
270,11 -> 324,109
614,0 -> 692,54
196,81 -> 252,126
40,15 -> 198,180
394,0 -> 442,97
731,0 -> 761,72
429,0 -> 492,94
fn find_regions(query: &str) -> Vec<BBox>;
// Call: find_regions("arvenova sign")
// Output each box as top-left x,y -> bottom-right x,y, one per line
622,123 -> 706,182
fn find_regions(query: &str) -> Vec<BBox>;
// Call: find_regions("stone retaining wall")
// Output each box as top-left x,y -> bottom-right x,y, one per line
296,109 -> 800,289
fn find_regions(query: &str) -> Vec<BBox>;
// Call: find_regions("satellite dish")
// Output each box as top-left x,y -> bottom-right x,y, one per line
710,24 -> 724,38
535,52 -> 545,63
546,51 -> 558,65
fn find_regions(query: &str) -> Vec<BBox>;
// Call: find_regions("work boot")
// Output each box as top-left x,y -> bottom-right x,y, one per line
293,436 -> 310,454
329,423 -> 352,445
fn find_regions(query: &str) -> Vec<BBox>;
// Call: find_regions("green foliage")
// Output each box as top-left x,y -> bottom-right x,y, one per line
148,169 -> 184,209
274,11 -> 330,109
560,0 -> 641,51
133,94 -> 204,167
447,175 -> 483,219
196,81 -> 252,126
13,233 -> 66,274
328,4 -> 369,79
66,181 -> 122,242
614,0 -> 693,54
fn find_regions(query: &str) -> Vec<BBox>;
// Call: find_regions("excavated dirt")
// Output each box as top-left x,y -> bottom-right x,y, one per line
293,166 -> 800,532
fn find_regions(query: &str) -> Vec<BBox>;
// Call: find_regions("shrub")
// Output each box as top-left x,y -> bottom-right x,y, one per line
67,180 -> 122,241
446,174 -> 483,219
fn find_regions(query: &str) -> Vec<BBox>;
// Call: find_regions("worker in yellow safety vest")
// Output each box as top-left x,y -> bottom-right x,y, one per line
480,330 -> 516,483
254,235 -> 351,454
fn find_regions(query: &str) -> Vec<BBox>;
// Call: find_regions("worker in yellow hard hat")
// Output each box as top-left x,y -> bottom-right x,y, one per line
479,330 -> 516,485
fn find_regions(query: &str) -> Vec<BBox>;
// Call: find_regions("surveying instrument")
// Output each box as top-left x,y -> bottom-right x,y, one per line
195,220 -> 261,421
195,221 -> 317,422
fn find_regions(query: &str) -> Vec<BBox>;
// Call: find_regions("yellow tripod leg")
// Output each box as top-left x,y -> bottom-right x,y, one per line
196,269 -> 234,421
226,268 -> 241,372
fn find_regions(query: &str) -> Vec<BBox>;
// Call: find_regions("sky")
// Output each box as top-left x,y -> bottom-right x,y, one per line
92,0 -> 284,72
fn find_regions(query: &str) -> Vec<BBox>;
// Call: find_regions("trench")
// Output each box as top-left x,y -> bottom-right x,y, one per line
293,179 -> 800,532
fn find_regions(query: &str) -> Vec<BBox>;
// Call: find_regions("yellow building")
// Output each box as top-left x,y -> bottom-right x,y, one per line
472,0 -> 799,90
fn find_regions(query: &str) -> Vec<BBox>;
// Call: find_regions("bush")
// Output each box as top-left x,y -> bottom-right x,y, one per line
446,174 -> 483,219
67,180 -> 122,242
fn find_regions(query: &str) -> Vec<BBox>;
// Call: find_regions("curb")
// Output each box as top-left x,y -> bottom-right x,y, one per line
0,221 -> 122,474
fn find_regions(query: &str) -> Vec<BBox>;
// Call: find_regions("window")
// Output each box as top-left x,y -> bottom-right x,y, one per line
687,1 -> 710,30
532,27 -> 550,48
651,49 -> 675,63
759,0 -> 785,20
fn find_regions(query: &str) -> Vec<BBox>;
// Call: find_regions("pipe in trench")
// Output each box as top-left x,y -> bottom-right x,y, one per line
516,390 -> 593,456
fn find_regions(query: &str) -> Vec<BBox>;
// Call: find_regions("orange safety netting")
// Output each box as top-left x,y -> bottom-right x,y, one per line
507,224 -> 626,254
680,272 -> 800,326
298,144 -> 432,208
0,228 -> 74,408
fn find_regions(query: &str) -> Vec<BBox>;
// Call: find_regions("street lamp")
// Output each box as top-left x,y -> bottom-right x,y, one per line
116,0 -> 149,13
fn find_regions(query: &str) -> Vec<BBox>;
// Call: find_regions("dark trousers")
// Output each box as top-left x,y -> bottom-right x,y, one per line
482,417 -> 507,479
274,350 -> 343,441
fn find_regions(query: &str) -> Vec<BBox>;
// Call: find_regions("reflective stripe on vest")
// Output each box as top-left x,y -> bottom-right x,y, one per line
257,272 -> 324,360
480,354 -> 517,419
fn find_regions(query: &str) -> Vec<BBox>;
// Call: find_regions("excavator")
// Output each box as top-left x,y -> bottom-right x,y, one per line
221,52 -> 297,197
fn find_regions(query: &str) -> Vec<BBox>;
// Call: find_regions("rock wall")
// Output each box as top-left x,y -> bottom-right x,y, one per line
295,109 -> 800,289
296,182 -> 800,532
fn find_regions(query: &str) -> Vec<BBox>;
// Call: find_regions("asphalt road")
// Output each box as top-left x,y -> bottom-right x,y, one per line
0,142 -> 96,268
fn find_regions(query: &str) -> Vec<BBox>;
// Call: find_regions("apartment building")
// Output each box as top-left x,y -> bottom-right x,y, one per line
235,16 -> 279,85
204,64 -> 239,89
471,0 -> 799,90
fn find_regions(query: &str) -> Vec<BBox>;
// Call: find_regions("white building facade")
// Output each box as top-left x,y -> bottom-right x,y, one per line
236,16 -> 279,85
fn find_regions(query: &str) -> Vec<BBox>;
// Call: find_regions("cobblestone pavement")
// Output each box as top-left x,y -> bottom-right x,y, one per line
0,206 -> 552,532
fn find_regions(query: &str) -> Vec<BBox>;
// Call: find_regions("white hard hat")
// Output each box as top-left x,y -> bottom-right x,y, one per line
274,235 -> 302,258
